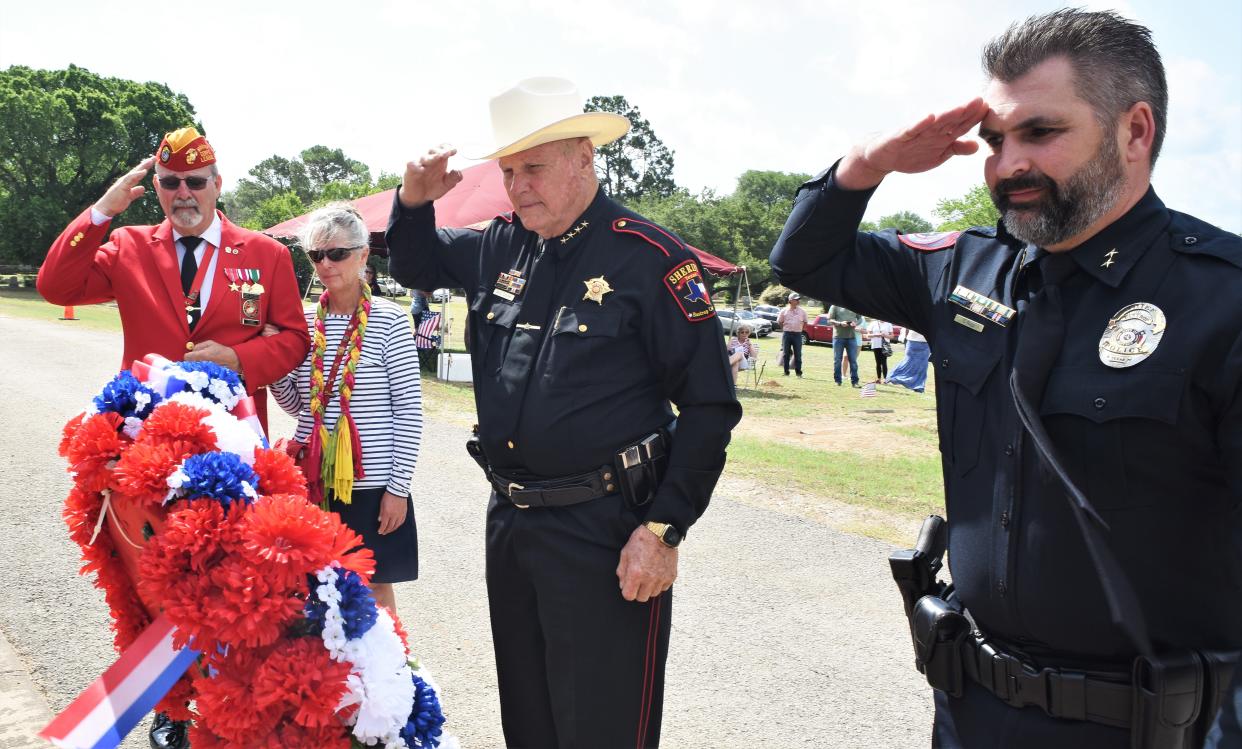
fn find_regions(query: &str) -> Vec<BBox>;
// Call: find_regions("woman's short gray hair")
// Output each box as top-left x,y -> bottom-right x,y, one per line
299,202 -> 369,252
737,324 -> 753,335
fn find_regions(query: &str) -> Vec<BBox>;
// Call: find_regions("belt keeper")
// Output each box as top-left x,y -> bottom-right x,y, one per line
1053,671 -> 1087,721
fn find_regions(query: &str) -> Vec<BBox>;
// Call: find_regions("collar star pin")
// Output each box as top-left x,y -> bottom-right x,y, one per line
1101,248 -> 1118,268
582,275 -> 613,304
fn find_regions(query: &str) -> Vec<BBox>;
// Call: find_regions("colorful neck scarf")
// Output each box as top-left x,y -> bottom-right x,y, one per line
304,283 -> 371,508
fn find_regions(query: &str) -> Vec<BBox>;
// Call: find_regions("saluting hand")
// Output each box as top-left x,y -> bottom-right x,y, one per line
617,526 -> 678,603
836,98 -> 989,191
94,156 -> 157,218
397,145 -> 464,209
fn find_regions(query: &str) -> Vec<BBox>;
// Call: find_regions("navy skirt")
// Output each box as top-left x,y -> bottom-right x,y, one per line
329,486 -> 419,583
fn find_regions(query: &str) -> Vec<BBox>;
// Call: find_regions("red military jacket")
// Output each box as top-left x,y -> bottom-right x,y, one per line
37,208 -> 310,429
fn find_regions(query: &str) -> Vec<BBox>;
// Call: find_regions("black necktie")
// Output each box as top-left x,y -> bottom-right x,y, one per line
180,236 -> 204,329
1008,249 -> 1153,655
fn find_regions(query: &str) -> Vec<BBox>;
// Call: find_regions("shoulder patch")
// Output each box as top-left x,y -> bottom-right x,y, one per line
663,260 -> 715,322
897,231 -> 961,251
465,212 -> 515,232
613,217 -> 676,257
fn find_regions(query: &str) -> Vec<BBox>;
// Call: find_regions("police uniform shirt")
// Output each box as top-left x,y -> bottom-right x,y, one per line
770,164 -> 1242,661
386,188 -> 742,535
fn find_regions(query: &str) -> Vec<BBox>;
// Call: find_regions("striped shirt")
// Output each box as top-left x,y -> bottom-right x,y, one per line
271,298 -> 423,497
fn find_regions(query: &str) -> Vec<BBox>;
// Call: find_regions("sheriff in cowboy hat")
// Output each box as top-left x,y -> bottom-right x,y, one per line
385,77 -> 741,748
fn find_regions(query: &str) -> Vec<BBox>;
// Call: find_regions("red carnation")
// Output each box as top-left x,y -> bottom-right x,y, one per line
194,648 -> 280,742
325,518 -> 375,582
112,440 -> 197,508
67,412 -> 126,492
251,448 -> 307,497
204,558 -> 304,649
59,413 -> 85,457
62,485 -> 104,551
258,722 -> 352,749
252,637 -> 351,728
237,493 -> 336,588
390,607 -> 411,653
139,402 -> 217,453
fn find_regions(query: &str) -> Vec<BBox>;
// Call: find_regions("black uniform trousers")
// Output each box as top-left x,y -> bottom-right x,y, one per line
486,491 -> 671,749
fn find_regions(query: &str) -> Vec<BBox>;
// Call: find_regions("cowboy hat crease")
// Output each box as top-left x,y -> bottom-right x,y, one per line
471,76 -> 631,160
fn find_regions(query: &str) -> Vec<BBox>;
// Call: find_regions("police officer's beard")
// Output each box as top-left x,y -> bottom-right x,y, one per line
991,137 -> 1126,248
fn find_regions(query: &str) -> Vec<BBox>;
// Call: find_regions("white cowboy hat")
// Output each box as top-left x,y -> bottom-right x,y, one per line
470,77 -> 631,160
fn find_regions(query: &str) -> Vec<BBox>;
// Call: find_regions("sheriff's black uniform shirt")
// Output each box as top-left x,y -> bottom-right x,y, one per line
387,188 -> 741,535
771,165 -> 1242,661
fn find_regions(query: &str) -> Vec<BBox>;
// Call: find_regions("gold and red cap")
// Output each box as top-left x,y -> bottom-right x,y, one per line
155,127 -> 216,172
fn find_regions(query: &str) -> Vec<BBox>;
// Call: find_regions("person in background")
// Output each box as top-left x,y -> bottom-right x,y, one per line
270,203 -> 423,619
776,292 -> 808,377
365,265 -> 384,297
888,328 -> 930,393
727,324 -> 759,383
866,318 -> 894,382
826,304 -> 863,387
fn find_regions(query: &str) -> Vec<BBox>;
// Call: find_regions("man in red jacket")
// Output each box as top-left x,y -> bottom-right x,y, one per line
38,127 -> 309,433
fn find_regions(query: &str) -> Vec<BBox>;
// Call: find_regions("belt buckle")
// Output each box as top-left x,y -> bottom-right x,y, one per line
508,482 -> 530,509
993,651 -> 1051,712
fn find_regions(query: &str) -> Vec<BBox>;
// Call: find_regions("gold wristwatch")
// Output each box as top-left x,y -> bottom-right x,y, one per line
644,521 -> 683,548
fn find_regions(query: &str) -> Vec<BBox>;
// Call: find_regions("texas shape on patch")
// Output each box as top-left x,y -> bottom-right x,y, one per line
664,260 -> 715,322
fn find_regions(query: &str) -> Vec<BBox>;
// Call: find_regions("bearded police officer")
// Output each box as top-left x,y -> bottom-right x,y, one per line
771,10 -> 1239,748
387,77 -> 741,748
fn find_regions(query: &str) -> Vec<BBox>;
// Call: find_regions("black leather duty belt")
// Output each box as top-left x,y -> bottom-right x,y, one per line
490,465 -> 618,509
963,636 -> 1133,728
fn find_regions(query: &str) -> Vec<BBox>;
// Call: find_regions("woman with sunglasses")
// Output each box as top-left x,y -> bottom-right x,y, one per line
269,203 -> 423,617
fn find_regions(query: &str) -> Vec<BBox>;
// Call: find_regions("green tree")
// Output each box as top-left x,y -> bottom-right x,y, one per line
584,95 -> 676,201
0,65 -> 198,265
223,147 -> 389,230
875,211 -> 933,233
934,184 -> 1000,231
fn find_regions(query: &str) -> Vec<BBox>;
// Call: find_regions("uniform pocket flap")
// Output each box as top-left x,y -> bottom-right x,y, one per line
937,338 -> 1001,397
1042,367 -> 1183,424
553,306 -> 623,338
472,295 -> 520,328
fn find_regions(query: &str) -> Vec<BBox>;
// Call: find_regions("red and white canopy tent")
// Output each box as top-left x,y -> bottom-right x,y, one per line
263,160 -> 745,282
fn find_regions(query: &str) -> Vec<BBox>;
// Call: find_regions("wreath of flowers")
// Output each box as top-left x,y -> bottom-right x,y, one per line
58,355 -> 452,748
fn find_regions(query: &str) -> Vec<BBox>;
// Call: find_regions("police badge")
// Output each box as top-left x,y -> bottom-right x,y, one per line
1098,302 -> 1166,368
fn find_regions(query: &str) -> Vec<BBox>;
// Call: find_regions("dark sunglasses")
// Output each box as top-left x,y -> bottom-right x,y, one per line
157,175 -> 212,191
307,246 -> 364,263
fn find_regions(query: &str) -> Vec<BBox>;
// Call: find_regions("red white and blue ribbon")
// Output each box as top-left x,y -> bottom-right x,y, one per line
39,615 -> 197,749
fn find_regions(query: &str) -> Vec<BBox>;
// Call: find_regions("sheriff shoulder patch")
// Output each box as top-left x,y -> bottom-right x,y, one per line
897,231 -> 961,251
664,260 -> 715,322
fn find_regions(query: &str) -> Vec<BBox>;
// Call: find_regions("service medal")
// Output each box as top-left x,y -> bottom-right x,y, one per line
582,276 -> 613,304
1098,302 -> 1166,368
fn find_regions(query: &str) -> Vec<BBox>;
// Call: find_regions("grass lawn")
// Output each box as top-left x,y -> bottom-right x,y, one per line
1,290 -> 944,543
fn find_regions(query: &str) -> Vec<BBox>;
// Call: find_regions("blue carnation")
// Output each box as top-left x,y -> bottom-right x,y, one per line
303,568 -> 378,640
399,672 -> 446,748
176,452 -> 257,513
93,372 -> 162,420
173,362 -> 244,405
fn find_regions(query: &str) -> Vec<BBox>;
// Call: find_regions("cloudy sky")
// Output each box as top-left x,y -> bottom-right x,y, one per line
3,0 -> 1239,232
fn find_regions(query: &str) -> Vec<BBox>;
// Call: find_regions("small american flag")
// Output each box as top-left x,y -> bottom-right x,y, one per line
860,381 -> 878,398
415,311 -> 442,350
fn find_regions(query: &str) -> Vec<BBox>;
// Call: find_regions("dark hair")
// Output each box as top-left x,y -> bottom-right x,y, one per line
981,8 -> 1167,166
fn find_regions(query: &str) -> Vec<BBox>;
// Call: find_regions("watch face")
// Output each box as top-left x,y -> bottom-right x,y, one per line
663,525 -> 683,547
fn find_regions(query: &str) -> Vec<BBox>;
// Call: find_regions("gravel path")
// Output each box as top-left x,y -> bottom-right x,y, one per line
0,313 -> 933,747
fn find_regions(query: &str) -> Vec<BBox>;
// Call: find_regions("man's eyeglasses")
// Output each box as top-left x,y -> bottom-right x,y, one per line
156,176 -> 212,191
307,246 -> 364,263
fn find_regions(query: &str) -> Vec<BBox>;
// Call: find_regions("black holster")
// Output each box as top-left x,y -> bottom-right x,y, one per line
911,594 -> 971,698
1131,650 -> 1239,749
